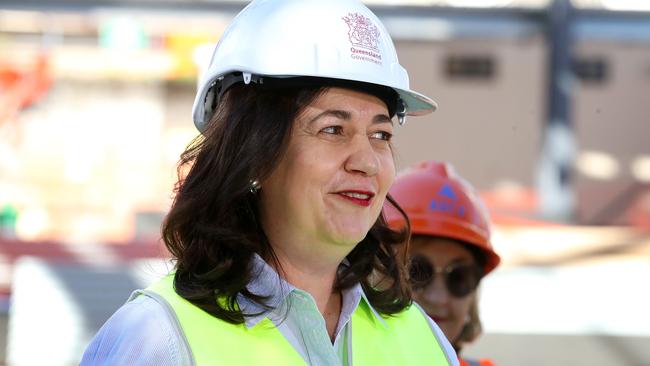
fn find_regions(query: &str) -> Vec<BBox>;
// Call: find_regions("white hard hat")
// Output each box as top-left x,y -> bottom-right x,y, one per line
192,0 -> 438,132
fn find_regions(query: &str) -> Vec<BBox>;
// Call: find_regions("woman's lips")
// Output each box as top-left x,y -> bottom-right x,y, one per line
336,190 -> 375,207
430,316 -> 447,324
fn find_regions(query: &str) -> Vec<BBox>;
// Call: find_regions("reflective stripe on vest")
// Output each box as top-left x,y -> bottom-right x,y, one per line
147,274 -> 451,365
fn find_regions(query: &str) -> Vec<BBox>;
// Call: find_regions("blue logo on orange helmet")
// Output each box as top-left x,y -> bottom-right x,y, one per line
437,183 -> 457,200
429,183 -> 466,217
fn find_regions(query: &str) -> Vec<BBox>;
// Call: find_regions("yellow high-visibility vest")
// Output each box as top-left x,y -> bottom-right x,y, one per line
147,275 -> 452,365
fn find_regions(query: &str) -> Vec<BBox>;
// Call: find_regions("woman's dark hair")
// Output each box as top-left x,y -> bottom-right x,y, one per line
455,240 -> 488,351
162,79 -> 412,324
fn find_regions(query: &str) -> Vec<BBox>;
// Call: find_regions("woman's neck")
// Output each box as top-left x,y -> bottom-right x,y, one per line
270,248 -> 343,341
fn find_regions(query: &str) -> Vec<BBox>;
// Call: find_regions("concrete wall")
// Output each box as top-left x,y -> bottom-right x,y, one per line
393,36 -> 546,188
393,36 -> 650,186
393,36 -> 650,223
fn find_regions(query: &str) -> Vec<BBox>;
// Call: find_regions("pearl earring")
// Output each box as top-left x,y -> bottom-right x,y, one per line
249,179 -> 261,194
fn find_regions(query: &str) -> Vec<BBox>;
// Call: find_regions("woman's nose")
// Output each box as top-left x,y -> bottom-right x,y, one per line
422,275 -> 451,305
344,134 -> 379,177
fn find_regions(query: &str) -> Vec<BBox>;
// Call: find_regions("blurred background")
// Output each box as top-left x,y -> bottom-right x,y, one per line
0,0 -> 649,365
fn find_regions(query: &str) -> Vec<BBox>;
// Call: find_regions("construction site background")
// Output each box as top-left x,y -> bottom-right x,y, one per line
0,1 -> 649,365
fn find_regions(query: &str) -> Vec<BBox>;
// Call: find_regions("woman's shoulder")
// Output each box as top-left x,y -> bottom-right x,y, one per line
80,290 -> 193,366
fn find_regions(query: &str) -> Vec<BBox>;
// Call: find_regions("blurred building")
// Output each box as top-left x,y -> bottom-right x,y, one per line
1,0 -> 649,242
0,1 -> 649,365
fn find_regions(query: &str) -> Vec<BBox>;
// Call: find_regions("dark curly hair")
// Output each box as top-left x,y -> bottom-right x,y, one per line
162,79 -> 412,324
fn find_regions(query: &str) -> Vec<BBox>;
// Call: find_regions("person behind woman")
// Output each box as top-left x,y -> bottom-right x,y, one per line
81,1 -> 459,365
385,161 -> 501,366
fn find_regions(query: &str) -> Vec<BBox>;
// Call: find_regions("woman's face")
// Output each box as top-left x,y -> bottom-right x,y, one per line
259,87 -> 395,260
409,236 -> 479,343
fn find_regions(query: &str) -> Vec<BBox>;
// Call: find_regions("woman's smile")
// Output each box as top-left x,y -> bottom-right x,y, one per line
332,189 -> 376,207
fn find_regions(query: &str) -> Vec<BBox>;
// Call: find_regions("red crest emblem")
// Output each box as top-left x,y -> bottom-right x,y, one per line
342,12 -> 380,52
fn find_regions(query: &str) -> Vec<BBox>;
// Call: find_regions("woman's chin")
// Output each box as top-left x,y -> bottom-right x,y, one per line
327,224 -> 373,247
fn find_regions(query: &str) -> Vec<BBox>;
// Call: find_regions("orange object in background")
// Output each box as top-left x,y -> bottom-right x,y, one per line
460,358 -> 496,366
384,160 -> 501,274
0,52 -> 53,123
628,186 -> 650,230
164,31 -> 215,80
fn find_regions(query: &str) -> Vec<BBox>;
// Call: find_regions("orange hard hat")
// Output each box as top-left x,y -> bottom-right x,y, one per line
385,161 -> 500,275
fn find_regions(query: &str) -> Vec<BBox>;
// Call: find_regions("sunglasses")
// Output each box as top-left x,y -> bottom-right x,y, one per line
408,254 -> 483,298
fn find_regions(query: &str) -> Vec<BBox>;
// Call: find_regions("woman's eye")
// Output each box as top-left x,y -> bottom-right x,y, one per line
321,126 -> 343,135
370,131 -> 392,141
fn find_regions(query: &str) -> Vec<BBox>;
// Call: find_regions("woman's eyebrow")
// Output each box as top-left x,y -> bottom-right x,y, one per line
308,110 -> 393,125
373,114 -> 393,125
308,110 -> 351,124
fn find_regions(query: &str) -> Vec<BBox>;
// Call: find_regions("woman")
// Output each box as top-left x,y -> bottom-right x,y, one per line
81,1 -> 458,365
385,161 -> 501,366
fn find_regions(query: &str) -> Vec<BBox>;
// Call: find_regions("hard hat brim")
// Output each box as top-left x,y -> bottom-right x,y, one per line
395,87 -> 438,116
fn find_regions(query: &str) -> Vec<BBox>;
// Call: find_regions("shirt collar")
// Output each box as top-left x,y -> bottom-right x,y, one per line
238,254 -> 294,328
238,253 -> 388,329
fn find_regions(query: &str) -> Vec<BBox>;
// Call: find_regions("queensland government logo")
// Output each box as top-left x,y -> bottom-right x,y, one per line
342,12 -> 382,65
